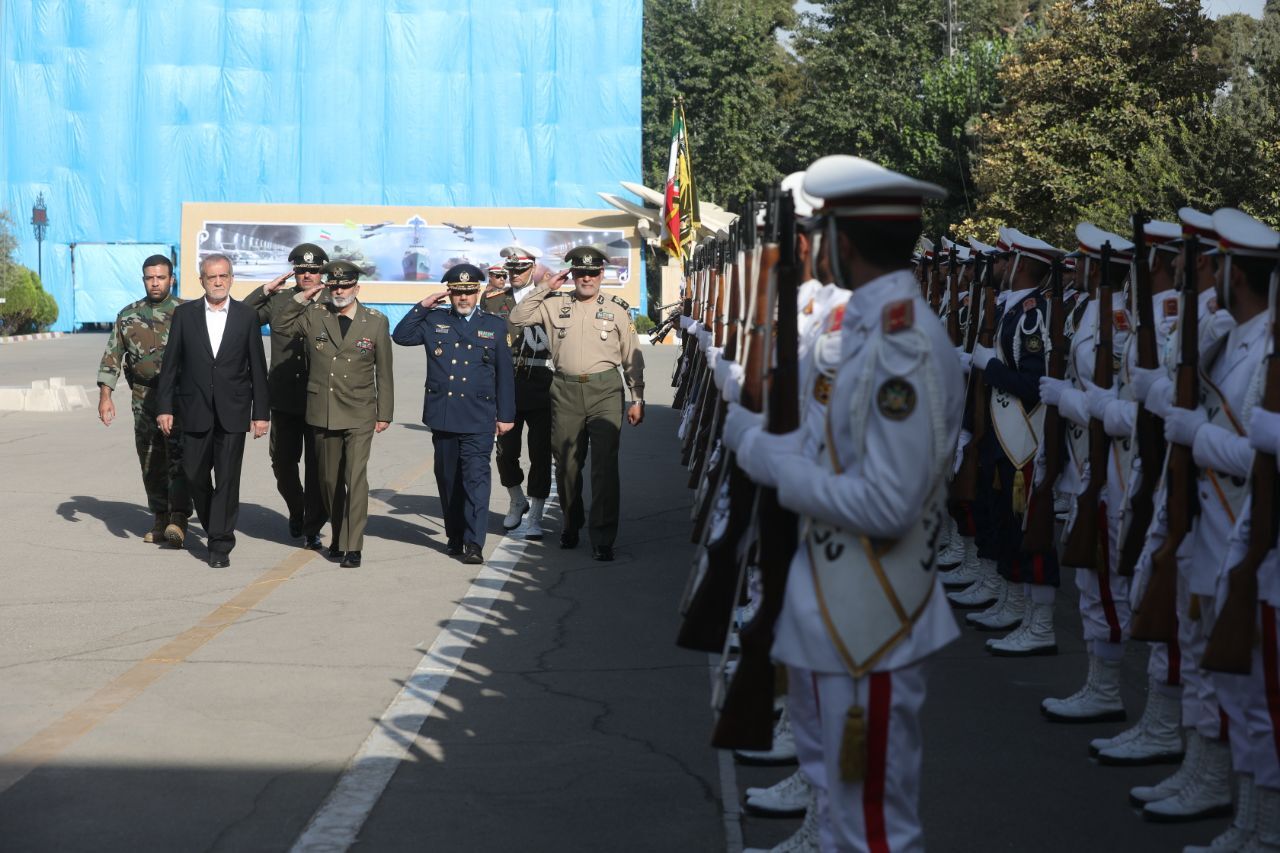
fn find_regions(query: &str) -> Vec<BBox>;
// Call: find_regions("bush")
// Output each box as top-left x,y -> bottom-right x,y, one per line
0,267 -> 58,335
634,313 -> 656,334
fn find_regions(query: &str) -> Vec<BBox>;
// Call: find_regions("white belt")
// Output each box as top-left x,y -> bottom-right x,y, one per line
521,358 -> 552,368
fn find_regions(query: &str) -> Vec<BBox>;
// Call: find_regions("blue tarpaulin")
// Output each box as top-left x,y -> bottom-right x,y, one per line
0,1 -> 642,330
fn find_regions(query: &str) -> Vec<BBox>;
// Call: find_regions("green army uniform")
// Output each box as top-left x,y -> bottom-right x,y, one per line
96,293 -> 192,541
272,277 -> 394,559
508,249 -> 644,553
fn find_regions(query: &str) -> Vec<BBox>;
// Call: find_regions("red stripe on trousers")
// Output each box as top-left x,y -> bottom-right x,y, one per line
1262,606 -> 1280,765
1096,501 -> 1122,644
863,673 -> 892,853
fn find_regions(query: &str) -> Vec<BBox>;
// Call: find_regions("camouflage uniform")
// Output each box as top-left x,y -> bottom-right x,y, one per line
97,294 -> 192,528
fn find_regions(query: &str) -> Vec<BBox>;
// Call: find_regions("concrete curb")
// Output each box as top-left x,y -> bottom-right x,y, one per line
0,377 -> 92,412
0,331 -> 66,344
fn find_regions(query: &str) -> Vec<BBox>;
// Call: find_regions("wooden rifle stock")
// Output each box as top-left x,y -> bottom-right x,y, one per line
679,249 -> 714,466
1022,260 -> 1068,552
1118,212 -> 1166,577
928,247 -> 943,316
1202,264 -> 1280,672
952,259 -> 996,502
1062,243 -> 1116,569
688,243 -> 728,485
1132,237 -> 1202,642
713,191 -> 800,749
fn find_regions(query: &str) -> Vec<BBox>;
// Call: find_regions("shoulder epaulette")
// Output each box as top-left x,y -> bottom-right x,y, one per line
366,307 -> 383,317
610,295 -> 630,311
882,299 -> 915,334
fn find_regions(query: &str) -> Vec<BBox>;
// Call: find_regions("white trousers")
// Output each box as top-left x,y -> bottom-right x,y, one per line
1212,604 -> 1280,788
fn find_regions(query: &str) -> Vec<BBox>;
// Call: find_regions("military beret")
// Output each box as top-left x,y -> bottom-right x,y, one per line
324,260 -> 362,284
565,245 -> 606,272
289,243 -> 329,270
443,263 -> 485,291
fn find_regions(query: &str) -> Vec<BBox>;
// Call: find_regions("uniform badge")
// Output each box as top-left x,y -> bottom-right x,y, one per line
506,333 -> 513,347
1022,297 -> 1037,312
595,309 -> 614,320
882,300 -> 914,335
315,332 -> 329,343
477,329 -> 494,340
355,337 -> 374,352
1162,297 -> 1178,318
558,306 -> 572,319
433,345 -> 444,357
1025,333 -> 1043,354
803,298 -> 815,316
876,377 -> 916,421
558,328 -> 567,339
1113,310 -> 1130,332
435,324 -> 451,332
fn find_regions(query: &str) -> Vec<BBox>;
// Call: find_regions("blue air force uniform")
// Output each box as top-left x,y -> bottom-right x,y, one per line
393,264 -> 515,556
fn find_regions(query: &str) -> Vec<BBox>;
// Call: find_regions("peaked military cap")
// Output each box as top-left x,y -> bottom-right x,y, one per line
1213,208 -> 1280,258
1075,223 -> 1134,263
1141,220 -> 1182,254
1179,207 -> 1219,243
802,155 -> 945,219
565,245 -> 606,272
289,243 -> 329,271
324,260 -> 362,284
780,170 -> 820,219
443,263 -> 486,291
1008,231 -> 1064,266
501,245 -> 537,271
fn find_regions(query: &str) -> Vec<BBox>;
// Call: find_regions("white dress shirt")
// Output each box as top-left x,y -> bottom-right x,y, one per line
205,297 -> 229,356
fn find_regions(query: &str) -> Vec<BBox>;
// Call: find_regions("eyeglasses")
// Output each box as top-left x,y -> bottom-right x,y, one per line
489,272 -> 509,280
328,282 -> 358,291
570,270 -> 602,279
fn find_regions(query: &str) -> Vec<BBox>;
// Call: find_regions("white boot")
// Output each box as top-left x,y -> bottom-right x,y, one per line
1144,736 -> 1234,822
1040,655 -> 1125,722
937,516 -> 965,568
968,582 -> 1027,630
1243,786 -> 1280,851
941,536 -> 982,588
745,770 -> 810,817
744,791 -> 820,853
524,497 -> 545,540
1132,730 -> 1204,806
503,485 -> 529,530
1097,680 -> 1184,765
734,707 -> 798,766
1184,773 -> 1257,851
988,599 -> 1057,656
947,557 -> 1003,608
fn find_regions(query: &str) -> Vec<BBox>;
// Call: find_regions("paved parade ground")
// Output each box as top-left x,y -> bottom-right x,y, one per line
0,333 -> 1226,851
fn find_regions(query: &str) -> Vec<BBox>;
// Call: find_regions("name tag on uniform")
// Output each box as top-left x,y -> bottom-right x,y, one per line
477,329 -> 494,340
435,324 -> 451,332
595,310 -> 614,321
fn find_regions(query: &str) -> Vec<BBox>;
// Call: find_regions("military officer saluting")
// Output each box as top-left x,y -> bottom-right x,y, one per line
482,245 -> 555,539
272,260 -> 394,568
508,245 -> 645,562
246,242 -> 330,548
97,254 -> 193,546
393,264 -> 515,565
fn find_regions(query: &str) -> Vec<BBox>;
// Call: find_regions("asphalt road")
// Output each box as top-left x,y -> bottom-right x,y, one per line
0,332 -> 1226,851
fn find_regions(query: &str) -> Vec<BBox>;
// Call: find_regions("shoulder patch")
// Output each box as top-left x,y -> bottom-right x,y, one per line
882,299 -> 914,334
610,295 -> 630,311
1113,310 -> 1130,332
366,307 -> 383,317
876,377 -> 917,420
1022,297 -> 1037,312
1162,297 -> 1178,318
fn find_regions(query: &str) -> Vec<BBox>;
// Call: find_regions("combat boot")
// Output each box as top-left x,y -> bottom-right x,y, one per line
941,536 -> 982,588
743,792 -> 820,853
1144,736 -> 1233,822
988,599 -> 1057,656
967,581 -> 1026,631
937,516 -> 965,568
1040,655 -> 1125,722
734,708 -> 797,766
143,512 -> 167,543
745,770 -> 810,817
164,512 -> 188,549
1242,785 -> 1280,851
503,485 -> 529,530
1183,772 -> 1257,851
946,557 -> 1003,608
1132,731 -> 1204,806
1096,679 -> 1183,765
524,497 -> 545,541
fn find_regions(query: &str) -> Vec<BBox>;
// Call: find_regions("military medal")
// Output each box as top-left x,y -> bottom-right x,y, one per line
600,330 -> 608,340
434,345 -> 443,356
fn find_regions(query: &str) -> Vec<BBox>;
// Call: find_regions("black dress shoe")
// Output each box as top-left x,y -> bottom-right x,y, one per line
592,545 -> 615,562
340,550 -> 362,568
461,543 -> 483,565
327,545 -> 344,561
559,530 -> 579,549
446,540 -> 463,556
304,534 -> 324,550
208,554 -> 230,568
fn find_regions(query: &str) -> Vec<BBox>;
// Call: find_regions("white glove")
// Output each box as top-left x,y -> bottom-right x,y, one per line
953,429 -> 972,474
1164,405 -> 1208,447
722,402 -> 763,453
970,343 -> 996,370
1039,376 -> 1070,407
678,315 -> 695,331
1128,365 -> 1164,407
706,347 -> 722,379
957,350 -> 972,375
1086,383 -> 1117,420
697,330 -> 713,352
713,353 -> 733,391
1249,407 -> 1280,460
1032,448 -> 1047,488
1145,376 -> 1175,419
720,362 -> 745,405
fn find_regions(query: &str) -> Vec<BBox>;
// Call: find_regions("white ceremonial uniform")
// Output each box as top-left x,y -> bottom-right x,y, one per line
738,270 -> 963,853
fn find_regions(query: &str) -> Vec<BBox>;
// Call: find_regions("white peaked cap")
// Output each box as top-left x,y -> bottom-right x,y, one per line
780,171 -> 821,219
802,155 -> 944,219
1213,208 -> 1280,258
1076,222 -> 1134,260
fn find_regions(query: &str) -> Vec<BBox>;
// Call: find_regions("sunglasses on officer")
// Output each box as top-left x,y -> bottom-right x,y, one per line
327,281 -> 358,291
489,270 -> 509,281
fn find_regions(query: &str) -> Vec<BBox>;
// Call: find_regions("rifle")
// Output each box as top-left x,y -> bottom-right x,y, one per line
1061,242 -> 1116,569
1117,212 -> 1165,577
713,189 -> 801,750
687,241 -> 728,485
1131,237 -> 1202,642
1022,259 -> 1068,552
671,253 -> 699,405
1201,257 -> 1280,673
946,245 -> 962,345
951,258 -> 996,502
928,244 -> 943,316
679,245 -> 716,467
676,195 -> 777,653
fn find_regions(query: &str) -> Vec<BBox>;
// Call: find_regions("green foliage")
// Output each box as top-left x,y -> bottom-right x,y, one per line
633,313 -> 657,333
0,266 -> 58,335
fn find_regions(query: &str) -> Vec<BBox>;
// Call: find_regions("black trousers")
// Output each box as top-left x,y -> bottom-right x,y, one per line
182,427 -> 246,556
269,408 -> 327,536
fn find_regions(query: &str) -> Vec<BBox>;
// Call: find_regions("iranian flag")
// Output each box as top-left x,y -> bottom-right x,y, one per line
660,100 -> 700,260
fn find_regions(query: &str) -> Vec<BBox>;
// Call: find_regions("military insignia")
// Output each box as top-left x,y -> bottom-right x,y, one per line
459,270 -> 472,282
1022,297 -> 1037,312
882,300 -> 914,334
558,306 -> 572,318
355,337 -> 374,352
315,332 -> 329,343
1113,310 -> 1130,332
803,298 -> 815,315
828,305 -> 847,331
596,295 -> 605,304
1025,333 -> 1043,354
477,329 -> 494,340
611,295 -> 630,310
813,374 -> 832,404
558,328 -> 567,339
435,324 -> 451,332
876,377 -> 916,420
303,251 -> 314,263
433,345 -> 444,356
1163,297 -> 1178,318
595,309 -> 614,320
506,333 -> 513,346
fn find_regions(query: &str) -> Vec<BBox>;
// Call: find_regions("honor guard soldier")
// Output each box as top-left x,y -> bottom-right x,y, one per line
272,260 -> 394,568
723,155 -> 962,852
508,245 -> 646,561
393,263 -> 515,565
97,254 -> 193,546
246,242 -> 330,548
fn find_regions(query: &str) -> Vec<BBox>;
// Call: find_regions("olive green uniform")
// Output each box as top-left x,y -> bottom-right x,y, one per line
508,286 -> 644,547
244,284 -> 328,537
96,294 -> 192,521
273,296 -> 394,551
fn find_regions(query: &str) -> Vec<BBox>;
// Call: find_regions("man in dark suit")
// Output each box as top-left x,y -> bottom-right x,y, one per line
156,253 -> 270,567
393,263 -> 515,564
